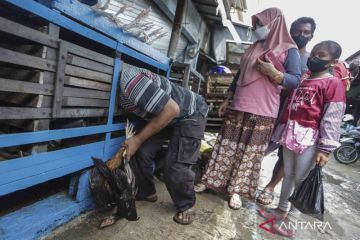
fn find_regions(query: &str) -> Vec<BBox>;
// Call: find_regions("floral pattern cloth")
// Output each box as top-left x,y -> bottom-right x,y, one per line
201,110 -> 275,199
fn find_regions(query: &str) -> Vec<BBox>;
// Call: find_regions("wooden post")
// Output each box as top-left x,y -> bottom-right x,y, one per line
182,64 -> 190,89
167,0 -> 186,60
32,23 -> 59,153
52,40 -> 68,118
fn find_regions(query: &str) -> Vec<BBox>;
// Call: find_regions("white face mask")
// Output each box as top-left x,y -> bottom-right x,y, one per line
254,23 -> 270,41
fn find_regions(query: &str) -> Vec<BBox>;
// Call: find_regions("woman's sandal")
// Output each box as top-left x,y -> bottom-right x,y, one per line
258,208 -> 288,221
258,209 -> 295,237
194,183 -> 207,193
258,208 -> 277,219
256,189 -> 274,205
173,208 -> 195,225
228,194 -> 242,210
99,215 -> 118,229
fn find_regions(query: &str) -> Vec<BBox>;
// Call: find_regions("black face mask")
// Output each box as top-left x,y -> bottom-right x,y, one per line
292,35 -> 311,49
307,57 -> 332,73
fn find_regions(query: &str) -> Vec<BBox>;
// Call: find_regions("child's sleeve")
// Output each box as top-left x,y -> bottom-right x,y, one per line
317,79 -> 346,153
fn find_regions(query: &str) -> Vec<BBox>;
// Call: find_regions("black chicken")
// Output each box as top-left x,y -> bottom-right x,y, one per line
89,146 -> 139,227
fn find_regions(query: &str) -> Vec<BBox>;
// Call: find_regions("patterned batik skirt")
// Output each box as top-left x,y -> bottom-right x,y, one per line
201,110 -> 275,199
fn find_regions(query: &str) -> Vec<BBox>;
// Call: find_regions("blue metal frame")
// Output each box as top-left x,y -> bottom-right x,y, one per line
0,0 -> 171,197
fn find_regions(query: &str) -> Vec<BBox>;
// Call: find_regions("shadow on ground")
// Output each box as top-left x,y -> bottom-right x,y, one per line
45,152 -> 360,240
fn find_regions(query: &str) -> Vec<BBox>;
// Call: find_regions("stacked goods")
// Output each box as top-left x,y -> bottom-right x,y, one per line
205,73 -> 234,132
169,62 -> 205,94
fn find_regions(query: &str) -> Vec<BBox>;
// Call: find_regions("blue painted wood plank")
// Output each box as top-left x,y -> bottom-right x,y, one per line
116,44 -> 168,71
0,137 -> 124,175
0,144 -> 104,185
104,136 -> 124,159
106,57 -> 120,125
75,171 -> 92,202
0,136 -> 123,185
0,137 -> 124,196
0,143 -> 104,186
52,0 -> 170,67
104,57 -> 121,157
0,192 -> 95,240
108,136 -> 125,147
0,156 -> 94,196
0,142 -> 102,174
0,123 -> 125,148
104,144 -> 121,159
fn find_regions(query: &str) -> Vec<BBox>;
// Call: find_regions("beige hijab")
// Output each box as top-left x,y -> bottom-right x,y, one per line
238,8 -> 297,87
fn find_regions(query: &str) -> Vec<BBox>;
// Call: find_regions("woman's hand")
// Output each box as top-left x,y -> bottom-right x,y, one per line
315,151 -> 330,167
218,99 -> 229,117
256,58 -> 283,84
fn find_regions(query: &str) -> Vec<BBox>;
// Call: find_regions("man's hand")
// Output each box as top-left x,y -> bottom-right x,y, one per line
256,58 -> 283,84
315,151 -> 330,167
122,99 -> 179,161
123,135 -> 142,161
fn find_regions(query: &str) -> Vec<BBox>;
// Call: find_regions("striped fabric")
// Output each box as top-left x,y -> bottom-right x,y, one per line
318,102 -> 346,152
119,63 -> 208,120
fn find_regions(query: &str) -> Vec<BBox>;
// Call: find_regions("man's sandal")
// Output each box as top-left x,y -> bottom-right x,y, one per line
136,194 -> 158,202
173,208 -> 195,225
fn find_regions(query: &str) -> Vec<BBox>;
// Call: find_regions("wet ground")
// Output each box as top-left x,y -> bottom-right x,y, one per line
45,152 -> 360,240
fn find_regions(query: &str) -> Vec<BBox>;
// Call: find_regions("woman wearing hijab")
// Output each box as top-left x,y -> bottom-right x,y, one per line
195,8 -> 301,209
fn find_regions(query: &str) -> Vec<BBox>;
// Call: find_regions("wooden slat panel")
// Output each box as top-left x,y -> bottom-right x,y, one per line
62,97 -> 109,107
67,54 -> 113,74
64,76 -> 111,91
0,78 -> 54,95
0,47 -> 56,72
65,41 -> 114,66
59,109 -> 108,118
65,65 -> 112,83
0,107 -> 51,120
63,87 -> 110,100
0,94 -> 52,108
0,66 -> 38,80
0,107 -> 109,119
0,16 -> 59,49
52,41 -> 68,117
0,119 -> 34,131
